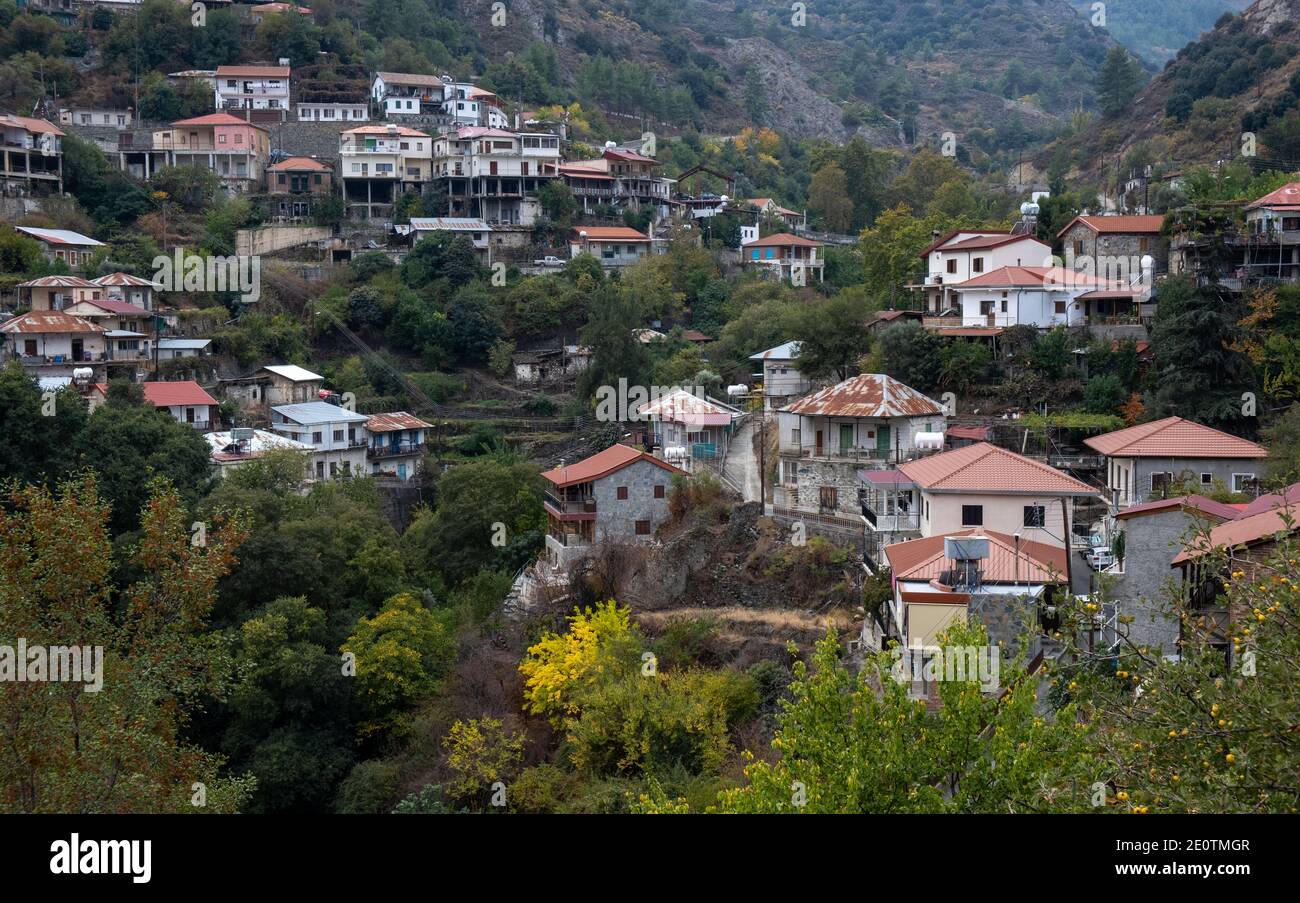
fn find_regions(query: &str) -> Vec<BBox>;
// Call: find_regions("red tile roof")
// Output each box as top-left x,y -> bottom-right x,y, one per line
1247,182 -> 1300,211
899,442 -> 1097,495
1237,482 -> 1300,517
945,425 -> 991,442
782,373 -> 945,418
952,265 -> 1117,290
746,232 -> 823,248
604,148 -> 660,164
1083,417 -> 1266,459
173,113 -> 269,131
1114,495 -> 1241,522
76,298 -> 150,315
885,529 -> 1069,584
93,381 -> 217,408
1055,215 -> 1165,238
345,124 -> 429,137
1171,505 -> 1300,565
945,233 -> 1047,253
268,155 -> 330,172
541,443 -> 682,488
918,229 -> 1008,259
0,113 -> 63,136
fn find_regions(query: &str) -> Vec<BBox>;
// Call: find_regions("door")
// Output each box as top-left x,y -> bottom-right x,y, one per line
397,463 -> 407,480
71,339 -> 83,361
815,430 -> 823,456
876,424 -> 891,457
839,424 -> 854,454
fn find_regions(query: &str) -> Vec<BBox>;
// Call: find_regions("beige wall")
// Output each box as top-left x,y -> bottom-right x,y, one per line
920,490 -> 1072,549
906,600 -> 967,648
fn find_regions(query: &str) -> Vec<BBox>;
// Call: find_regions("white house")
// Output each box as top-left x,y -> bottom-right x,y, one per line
214,63 -> 291,116
365,411 -> 433,481
749,340 -> 812,412
296,102 -> 369,123
635,389 -> 741,469
569,226 -> 651,268
14,227 -> 104,269
205,428 -> 315,480
270,401 -> 370,480
912,231 -> 1052,313
948,266 -> 1122,329
89,380 -> 219,430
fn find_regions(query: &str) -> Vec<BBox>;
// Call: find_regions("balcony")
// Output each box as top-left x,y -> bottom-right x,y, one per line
368,440 -> 426,459
860,502 -> 920,533
544,491 -> 596,519
787,446 -> 893,463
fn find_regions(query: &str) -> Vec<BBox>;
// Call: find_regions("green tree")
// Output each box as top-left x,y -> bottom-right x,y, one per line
1096,46 -> 1142,119
808,162 -> 853,233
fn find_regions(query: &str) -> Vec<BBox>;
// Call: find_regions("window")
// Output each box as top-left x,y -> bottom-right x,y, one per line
1073,240 -> 1084,257
654,484 -> 665,499
1201,472 -> 1214,486
635,520 -> 651,536
972,257 -> 984,273
1151,472 -> 1172,495
782,460 -> 799,484
1023,505 -> 1046,528
1139,237 -> 1150,252
1232,473 -> 1256,493
329,463 -> 338,477
617,486 -> 629,500
946,259 -> 957,274
961,505 -> 983,526
316,461 -> 325,479
1000,298 -> 1007,313
312,431 -> 323,444
333,429 -> 344,442
791,427 -> 801,448
1054,300 -> 1067,314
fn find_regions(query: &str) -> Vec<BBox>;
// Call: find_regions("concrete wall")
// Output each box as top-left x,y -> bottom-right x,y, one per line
235,225 -> 332,257
920,491 -> 1072,551
1107,455 -> 1264,504
592,458 -> 674,542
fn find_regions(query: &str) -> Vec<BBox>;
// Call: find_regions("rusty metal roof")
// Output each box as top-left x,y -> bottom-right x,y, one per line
782,374 -> 944,418
365,411 -> 433,432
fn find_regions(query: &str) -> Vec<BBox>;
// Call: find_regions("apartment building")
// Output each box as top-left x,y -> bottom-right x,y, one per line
432,127 -> 560,225
339,124 -> 431,219
0,113 -> 64,194
558,146 -> 675,220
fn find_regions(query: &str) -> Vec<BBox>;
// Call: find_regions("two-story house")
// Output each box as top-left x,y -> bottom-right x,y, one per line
214,63 -> 291,121
148,113 -> 272,192
1084,416 -> 1268,510
570,226 -> 651,269
558,146 -> 675,221
742,233 -> 824,284
89,380 -> 219,430
540,443 -> 684,569
897,442 -> 1098,554
94,272 -> 159,310
1057,214 -> 1167,283
264,156 -> 333,219
776,373 -> 947,520
61,296 -> 155,368
17,275 -> 104,311
372,72 -> 449,118
14,227 -> 103,269
339,124 -> 431,219
0,113 -> 63,194
260,364 -> 325,406
365,411 -> 433,481
911,230 -> 1052,314
882,530 -> 1068,655
634,389 -> 741,469
270,401 -> 370,480
749,341 -> 813,413
946,266 -> 1131,329
1241,182 -> 1300,282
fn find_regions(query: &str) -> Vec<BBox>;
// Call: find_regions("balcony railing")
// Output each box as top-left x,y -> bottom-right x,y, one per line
544,491 -> 596,515
369,440 -> 426,459
788,446 -> 893,462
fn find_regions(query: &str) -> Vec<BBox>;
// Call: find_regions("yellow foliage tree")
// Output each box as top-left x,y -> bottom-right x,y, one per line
519,600 -> 638,723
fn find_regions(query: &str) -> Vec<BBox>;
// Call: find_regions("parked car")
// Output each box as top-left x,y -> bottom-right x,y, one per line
534,256 -> 565,267
1087,546 -> 1115,570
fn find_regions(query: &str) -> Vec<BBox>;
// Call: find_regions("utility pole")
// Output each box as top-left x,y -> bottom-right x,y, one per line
758,410 -> 765,515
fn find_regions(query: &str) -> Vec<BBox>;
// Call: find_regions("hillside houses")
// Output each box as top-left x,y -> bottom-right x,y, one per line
0,114 -> 64,194
339,124 -> 432,219
214,63 -> 291,121
911,230 -> 1053,313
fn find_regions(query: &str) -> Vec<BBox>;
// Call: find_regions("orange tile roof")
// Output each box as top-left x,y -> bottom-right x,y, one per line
953,266 -> 1117,290
93,381 -> 217,408
1113,495 -> 1241,522
173,113 -> 269,131
899,442 -> 1097,495
782,374 -> 945,418
1171,504 -> 1300,564
885,529 -> 1069,584
571,226 -> 649,241
1056,214 -> 1165,238
344,124 -> 429,137
215,64 -> 290,78
1083,417 -> 1266,459
0,113 -> 63,136
541,443 -> 682,488
268,155 -> 331,172
746,232 -> 822,248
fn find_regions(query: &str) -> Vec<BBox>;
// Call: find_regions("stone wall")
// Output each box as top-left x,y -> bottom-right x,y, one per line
1108,508 -> 1195,656
592,458 -> 675,542
235,225 -> 332,257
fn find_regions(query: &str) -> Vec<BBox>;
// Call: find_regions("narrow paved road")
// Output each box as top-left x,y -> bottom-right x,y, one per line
724,417 -> 762,503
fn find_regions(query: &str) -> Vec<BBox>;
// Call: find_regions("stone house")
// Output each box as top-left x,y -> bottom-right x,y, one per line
1056,214 -> 1167,283
1084,416 -> 1267,511
541,444 -> 684,569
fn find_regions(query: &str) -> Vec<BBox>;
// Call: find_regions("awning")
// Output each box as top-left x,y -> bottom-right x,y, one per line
858,469 -> 915,487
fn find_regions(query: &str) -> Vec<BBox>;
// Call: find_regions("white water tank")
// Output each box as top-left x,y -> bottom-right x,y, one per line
914,431 -> 945,451
726,384 -> 748,397
72,367 -> 94,384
